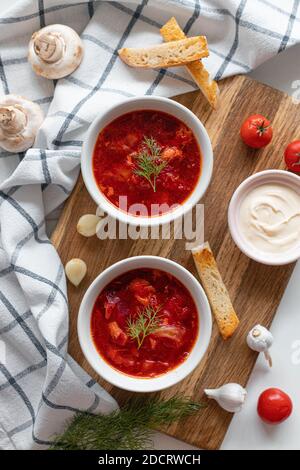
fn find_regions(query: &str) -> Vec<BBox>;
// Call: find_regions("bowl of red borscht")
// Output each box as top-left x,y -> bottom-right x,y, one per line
78,256 -> 212,392
81,96 -> 213,226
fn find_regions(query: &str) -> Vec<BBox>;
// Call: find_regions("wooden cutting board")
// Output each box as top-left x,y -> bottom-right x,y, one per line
51,75 -> 298,449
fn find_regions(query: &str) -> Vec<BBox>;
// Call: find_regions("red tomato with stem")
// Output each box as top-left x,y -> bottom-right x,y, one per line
284,140 -> 300,173
240,114 -> 273,149
257,388 -> 293,424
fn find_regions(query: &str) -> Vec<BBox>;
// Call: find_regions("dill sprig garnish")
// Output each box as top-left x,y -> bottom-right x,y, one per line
50,396 -> 205,450
126,305 -> 162,349
134,136 -> 168,192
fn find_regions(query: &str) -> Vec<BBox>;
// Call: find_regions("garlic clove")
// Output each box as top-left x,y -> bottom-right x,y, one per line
65,258 -> 87,287
77,214 -> 101,237
247,324 -> 273,367
28,24 -> 84,79
205,383 -> 247,413
0,95 -> 44,153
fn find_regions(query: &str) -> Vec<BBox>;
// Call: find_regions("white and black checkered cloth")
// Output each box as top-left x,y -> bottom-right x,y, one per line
0,0 -> 299,450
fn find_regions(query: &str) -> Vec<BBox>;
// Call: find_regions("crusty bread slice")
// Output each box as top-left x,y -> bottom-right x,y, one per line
160,17 -> 219,109
118,36 -> 208,69
192,242 -> 239,340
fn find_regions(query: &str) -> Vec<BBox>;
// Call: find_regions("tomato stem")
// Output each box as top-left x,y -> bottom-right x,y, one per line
256,120 -> 270,136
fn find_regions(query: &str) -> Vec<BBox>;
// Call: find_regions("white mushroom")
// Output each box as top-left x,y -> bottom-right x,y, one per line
28,24 -> 84,79
0,94 -> 43,153
247,324 -> 273,367
65,258 -> 87,287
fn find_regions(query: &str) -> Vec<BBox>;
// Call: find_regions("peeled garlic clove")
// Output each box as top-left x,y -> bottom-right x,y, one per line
28,24 -> 83,79
65,258 -> 87,287
247,324 -> 273,367
77,214 -> 100,237
0,95 -> 43,153
204,383 -> 247,413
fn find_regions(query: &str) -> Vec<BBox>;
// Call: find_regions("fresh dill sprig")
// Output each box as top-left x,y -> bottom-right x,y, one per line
144,136 -> 161,158
50,396 -> 205,450
134,136 -> 168,192
126,305 -> 162,349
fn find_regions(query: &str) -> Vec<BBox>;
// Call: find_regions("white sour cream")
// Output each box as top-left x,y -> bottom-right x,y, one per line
239,183 -> 300,254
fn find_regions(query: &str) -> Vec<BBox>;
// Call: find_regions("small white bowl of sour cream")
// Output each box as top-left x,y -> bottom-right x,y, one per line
228,170 -> 300,266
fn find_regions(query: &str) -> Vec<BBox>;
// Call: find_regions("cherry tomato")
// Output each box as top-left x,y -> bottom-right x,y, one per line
284,140 -> 300,173
257,388 -> 293,424
240,114 -> 273,149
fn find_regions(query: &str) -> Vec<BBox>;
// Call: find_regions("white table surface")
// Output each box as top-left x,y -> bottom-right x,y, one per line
1,0 -> 300,451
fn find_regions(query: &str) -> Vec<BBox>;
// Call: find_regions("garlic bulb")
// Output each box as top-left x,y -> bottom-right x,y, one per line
77,214 -> 101,237
0,94 -> 43,153
205,383 -> 247,412
247,324 -> 273,367
65,258 -> 87,287
28,24 -> 84,79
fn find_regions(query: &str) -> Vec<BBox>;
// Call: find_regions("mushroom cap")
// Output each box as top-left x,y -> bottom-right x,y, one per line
28,24 -> 84,79
0,94 -> 44,153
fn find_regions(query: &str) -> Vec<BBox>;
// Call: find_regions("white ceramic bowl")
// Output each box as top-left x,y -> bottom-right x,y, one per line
81,96 -> 213,227
78,256 -> 212,392
228,170 -> 300,265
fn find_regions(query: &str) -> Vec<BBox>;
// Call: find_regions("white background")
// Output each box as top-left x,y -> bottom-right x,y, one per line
1,0 -> 300,450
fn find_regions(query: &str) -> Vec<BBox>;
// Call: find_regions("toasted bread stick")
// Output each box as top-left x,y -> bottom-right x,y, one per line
118,36 -> 209,69
192,242 -> 239,340
160,17 -> 219,109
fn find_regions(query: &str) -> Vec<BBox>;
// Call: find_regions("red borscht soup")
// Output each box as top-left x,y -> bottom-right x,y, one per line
91,268 -> 199,377
92,110 -> 201,216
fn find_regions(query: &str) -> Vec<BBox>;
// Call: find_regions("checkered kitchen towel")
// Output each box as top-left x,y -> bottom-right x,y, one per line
0,0 -> 299,450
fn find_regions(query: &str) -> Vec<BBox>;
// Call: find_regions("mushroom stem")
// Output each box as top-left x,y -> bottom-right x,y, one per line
33,32 -> 65,63
0,106 -> 27,136
264,351 -> 272,368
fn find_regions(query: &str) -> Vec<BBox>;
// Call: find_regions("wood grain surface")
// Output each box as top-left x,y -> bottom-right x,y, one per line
51,75 -> 297,449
